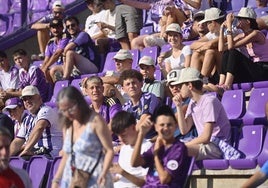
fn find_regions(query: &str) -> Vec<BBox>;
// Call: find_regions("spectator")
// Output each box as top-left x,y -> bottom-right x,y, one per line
110,111 -> 152,188
83,75 -> 122,124
139,56 -> 165,101
0,126 -> 32,188
9,86 -> 62,158
217,7 -> 268,90
2,97 -> 27,137
131,105 -> 191,188
158,23 -> 192,79
31,0 -> 65,60
84,0 -> 106,40
12,49 -> 51,102
62,16 -> 100,80
0,51 -> 19,109
174,67 -> 231,160
119,69 -> 160,139
52,86 -> 113,187
190,7 -> 226,85
41,18 -> 70,83
0,112 -> 14,141
241,160 -> 268,188
101,49 -> 133,103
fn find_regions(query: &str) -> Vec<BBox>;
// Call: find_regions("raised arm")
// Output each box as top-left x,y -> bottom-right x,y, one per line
120,0 -> 151,10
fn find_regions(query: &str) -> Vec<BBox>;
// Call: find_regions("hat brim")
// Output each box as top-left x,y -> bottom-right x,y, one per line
3,105 -> 18,112
199,14 -> 225,24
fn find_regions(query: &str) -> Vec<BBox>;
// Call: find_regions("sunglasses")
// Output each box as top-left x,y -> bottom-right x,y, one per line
66,23 -> 76,29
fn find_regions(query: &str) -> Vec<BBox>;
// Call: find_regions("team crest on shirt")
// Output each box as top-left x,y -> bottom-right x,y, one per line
167,160 -> 178,170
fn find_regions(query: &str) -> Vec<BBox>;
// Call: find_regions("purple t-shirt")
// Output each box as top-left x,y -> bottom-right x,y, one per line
185,92 -> 231,143
45,34 -> 70,65
18,65 -> 50,102
98,97 -> 122,123
142,140 -> 190,188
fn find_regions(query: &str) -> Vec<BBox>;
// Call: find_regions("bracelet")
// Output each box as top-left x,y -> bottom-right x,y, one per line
226,30 -> 232,35
52,178 -> 61,184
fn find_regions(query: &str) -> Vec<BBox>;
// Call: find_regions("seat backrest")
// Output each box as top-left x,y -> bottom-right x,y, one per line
9,156 -> 28,170
130,49 -> 140,69
221,89 -> 246,119
246,0 -> 257,7
46,156 -> 61,188
232,82 -> 253,92
27,156 -> 51,188
0,0 -> 10,14
70,78 -> 82,91
140,46 -> 159,64
237,125 -> 264,158
258,131 -> 268,167
102,52 -> 117,72
253,81 -> 268,89
231,0 -> 246,11
154,69 -> 162,81
30,0 -> 49,11
161,44 -> 171,53
140,24 -> 154,35
50,80 -> 69,103
246,88 -> 268,117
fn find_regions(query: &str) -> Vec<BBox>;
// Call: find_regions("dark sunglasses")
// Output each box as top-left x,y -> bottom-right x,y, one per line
66,23 -> 76,29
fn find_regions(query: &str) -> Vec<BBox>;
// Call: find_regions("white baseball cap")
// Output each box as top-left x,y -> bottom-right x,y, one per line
199,7 -> 225,24
21,85 -> 40,97
53,0 -> 65,9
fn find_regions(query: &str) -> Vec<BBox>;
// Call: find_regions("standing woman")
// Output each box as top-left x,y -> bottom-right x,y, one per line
158,23 -> 192,78
52,86 -> 114,188
218,7 -> 268,89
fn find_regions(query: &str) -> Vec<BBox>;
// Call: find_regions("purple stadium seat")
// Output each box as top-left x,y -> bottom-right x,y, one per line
229,125 -> 264,169
0,0 -> 10,14
47,156 -> 61,188
242,88 -> 268,125
70,78 -> 82,91
246,0 -> 257,8
154,69 -> 162,81
0,16 -> 9,37
140,24 -> 154,35
140,46 -> 159,64
9,156 -> 28,170
221,89 -> 245,126
101,51 -> 117,73
31,10 -> 50,23
258,132 -> 268,167
232,82 -> 253,92
161,44 -> 171,53
231,0 -> 246,11
32,60 -> 43,68
27,156 -> 51,188
45,80 -> 69,107
30,0 -> 49,11
130,49 -> 140,68
253,80 -> 268,88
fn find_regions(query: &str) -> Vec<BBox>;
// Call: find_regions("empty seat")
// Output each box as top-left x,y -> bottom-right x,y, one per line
140,46 -> 159,64
101,51 -> 117,73
221,89 -> 246,126
32,60 -> 43,68
9,156 -> 28,170
47,156 -> 62,188
230,0 -> 246,11
70,78 -> 82,91
232,82 -> 253,92
31,10 -> 49,23
130,49 -> 140,68
0,0 -> 10,14
229,125 -> 264,169
161,44 -> 171,53
253,80 -> 268,88
27,156 -> 51,188
45,80 -> 69,107
30,0 -> 49,11
140,24 -> 154,35
242,88 -> 268,125
246,0 -> 257,7
258,131 -> 268,167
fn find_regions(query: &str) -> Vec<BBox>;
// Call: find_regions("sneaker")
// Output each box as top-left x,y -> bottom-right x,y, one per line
38,53 -> 45,60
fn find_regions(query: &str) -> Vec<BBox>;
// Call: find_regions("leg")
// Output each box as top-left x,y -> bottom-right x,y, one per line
190,51 -> 204,71
202,49 -> 218,77
37,29 -> 50,55
63,51 -> 76,79
49,65 -> 63,83
131,34 -> 147,50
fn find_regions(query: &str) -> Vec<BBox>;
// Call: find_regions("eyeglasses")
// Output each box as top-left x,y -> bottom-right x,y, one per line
21,95 -> 35,101
59,104 -> 78,115
66,23 -> 76,29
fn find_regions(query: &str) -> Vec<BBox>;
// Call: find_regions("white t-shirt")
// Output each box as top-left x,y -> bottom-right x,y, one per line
102,9 -> 116,39
0,66 -> 19,90
164,45 -> 192,70
85,10 -> 106,38
114,139 -> 152,188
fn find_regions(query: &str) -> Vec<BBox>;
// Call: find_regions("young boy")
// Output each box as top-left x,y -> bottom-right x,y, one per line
174,67 -> 231,160
131,105 -> 191,188
110,111 -> 152,188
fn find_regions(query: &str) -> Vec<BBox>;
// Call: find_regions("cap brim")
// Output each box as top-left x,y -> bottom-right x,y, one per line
199,14 -> 225,24
3,105 -> 17,112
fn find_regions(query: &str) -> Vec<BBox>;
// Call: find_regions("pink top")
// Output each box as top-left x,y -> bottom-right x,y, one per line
246,32 -> 268,62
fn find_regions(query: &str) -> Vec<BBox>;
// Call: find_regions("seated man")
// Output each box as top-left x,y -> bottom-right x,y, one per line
174,67 -> 231,160
62,16 -> 100,80
12,49 -> 51,102
138,56 -> 165,102
119,69 -> 160,139
41,18 -> 70,83
110,111 -> 152,188
9,86 -> 63,158
101,49 -> 133,104
31,0 -> 65,59
0,51 -> 19,109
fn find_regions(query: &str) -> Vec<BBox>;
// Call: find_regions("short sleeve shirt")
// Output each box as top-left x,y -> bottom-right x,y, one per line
98,97 -> 122,123
0,66 -> 19,90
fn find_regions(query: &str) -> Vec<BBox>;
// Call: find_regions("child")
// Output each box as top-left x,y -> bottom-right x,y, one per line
131,105 -> 191,188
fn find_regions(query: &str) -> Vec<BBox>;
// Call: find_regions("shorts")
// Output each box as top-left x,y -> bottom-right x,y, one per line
195,142 -> 222,161
144,35 -> 167,47
115,5 -> 143,40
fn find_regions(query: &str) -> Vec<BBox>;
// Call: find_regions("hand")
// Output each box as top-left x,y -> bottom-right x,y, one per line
0,91 -> 7,99
226,13 -> 234,27
172,93 -> 183,107
110,163 -> 123,175
97,172 -> 106,187
154,137 -> 164,155
19,149 -> 34,157
137,115 -> 154,136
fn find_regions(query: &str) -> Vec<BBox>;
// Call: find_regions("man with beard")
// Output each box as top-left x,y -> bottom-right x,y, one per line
41,18 -> 70,83
0,126 -> 32,187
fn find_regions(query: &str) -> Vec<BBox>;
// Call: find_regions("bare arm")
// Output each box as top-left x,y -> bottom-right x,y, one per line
120,0 -> 151,10
101,76 -> 120,85
42,49 -> 64,71
184,54 -> 191,68
31,22 -> 50,30
19,119 -> 49,156
92,114 -> 114,186
51,151 -> 68,188
182,0 -> 202,9
190,36 -> 209,50
10,138 -> 25,156
186,122 -> 213,146
63,42 -> 77,56
241,171 -> 268,188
